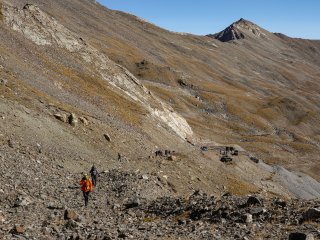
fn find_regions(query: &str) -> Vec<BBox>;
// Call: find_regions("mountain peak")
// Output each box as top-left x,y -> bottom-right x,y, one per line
235,18 -> 250,24
209,18 -> 266,42
232,18 -> 260,31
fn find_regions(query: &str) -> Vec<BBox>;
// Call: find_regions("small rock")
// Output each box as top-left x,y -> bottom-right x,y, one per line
141,174 -> 149,180
68,113 -> 78,127
51,225 -> 60,233
118,232 -> 127,239
0,213 -> 5,223
113,204 -> 121,209
124,198 -> 140,209
8,139 -> 15,148
41,227 -> 51,235
244,213 -> 253,223
167,155 -> 177,161
47,202 -> 63,210
104,134 -> 111,142
11,225 -> 24,234
246,196 -> 261,206
303,208 -> 320,221
79,116 -> 89,125
54,113 -> 67,123
250,207 -> 265,216
250,156 -> 259,163
0,79 -> 8,85
274,199 -> 287,208
64,209 -> 78,220
306,234 -> 315,240
14,196 -> 32,207
75,234 -> 85,240
288,232 -> 314,240
178,219 -> 186,225
64,219 -> 79,229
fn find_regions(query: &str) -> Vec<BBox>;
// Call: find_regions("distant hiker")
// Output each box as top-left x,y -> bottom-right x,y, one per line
118,153 -> 122,161
90,164 -> 98,186
80,174 -> 93,207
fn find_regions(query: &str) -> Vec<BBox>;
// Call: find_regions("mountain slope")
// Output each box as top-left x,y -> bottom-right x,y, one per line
1,0 -> 320,198
1,1 -> 320,239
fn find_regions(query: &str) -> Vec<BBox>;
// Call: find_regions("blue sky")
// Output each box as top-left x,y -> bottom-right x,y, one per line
97,0 -> 320,39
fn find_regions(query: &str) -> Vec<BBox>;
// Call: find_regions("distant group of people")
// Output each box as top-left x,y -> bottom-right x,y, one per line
80,164 -> 98,206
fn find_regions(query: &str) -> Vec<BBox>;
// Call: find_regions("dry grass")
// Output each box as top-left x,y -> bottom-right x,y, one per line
289,142 -> 316,152
143,217 -> 159,223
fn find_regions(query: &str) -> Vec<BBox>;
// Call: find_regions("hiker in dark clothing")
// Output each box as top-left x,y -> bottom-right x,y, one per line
90,165 -> 98,186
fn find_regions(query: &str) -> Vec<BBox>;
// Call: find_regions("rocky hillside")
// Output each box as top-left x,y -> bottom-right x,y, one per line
0,0 -> 320,239
1,141 -> 320,239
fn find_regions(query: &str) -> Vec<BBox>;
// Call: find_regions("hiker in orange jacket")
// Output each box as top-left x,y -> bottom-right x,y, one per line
80,174 -> 93,207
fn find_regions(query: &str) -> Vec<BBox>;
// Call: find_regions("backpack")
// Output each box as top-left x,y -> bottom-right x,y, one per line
91,167 -> 97,176
85,179 -> 93,192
